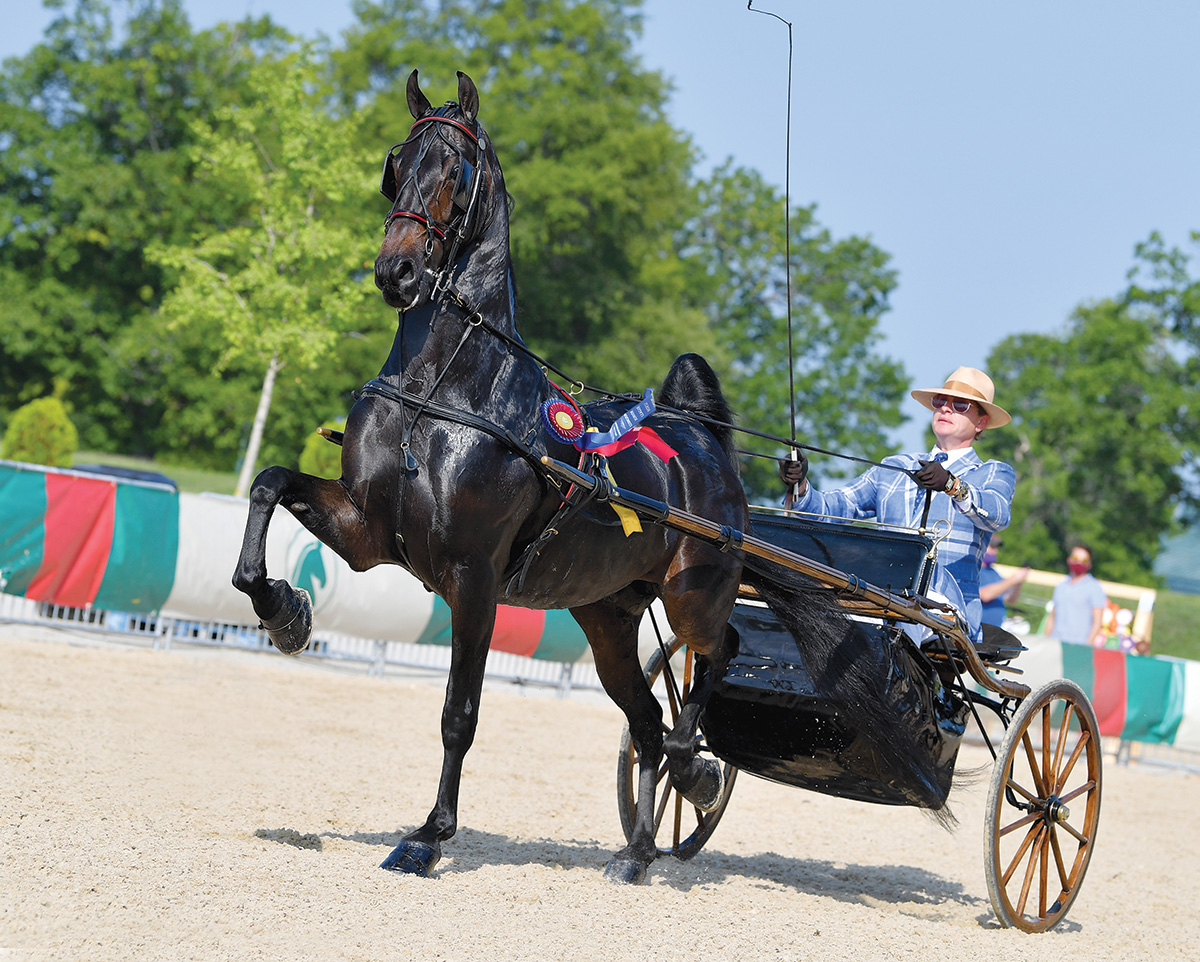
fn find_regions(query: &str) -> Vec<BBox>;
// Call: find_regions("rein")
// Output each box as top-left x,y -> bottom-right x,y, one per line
376,104 -> 918,490
430,278 -> 921,484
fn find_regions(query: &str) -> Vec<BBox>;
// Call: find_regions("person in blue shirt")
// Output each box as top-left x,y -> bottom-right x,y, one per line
978,535 -> 1030,627
779,366 -> 1016,643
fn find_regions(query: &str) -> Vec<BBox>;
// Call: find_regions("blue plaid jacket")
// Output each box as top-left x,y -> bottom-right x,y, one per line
795,449 -> 1016,641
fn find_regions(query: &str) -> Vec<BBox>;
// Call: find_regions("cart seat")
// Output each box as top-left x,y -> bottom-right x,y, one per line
747,509 -> 934,597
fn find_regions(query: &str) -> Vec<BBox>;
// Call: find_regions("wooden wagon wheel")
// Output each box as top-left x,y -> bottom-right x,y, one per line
984,679 -> 1102,932
616,634 -> 737,860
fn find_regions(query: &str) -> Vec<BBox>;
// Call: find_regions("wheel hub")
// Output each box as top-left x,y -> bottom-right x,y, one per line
1044,794 -> 1070,824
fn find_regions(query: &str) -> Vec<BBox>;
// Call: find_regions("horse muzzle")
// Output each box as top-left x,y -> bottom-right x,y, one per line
374,252 -> 429,310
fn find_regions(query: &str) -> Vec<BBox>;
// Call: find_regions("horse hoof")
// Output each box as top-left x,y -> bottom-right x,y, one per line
679,758 -> 724,813
262,586 -> 313,655
380,840 -> 440,877
603,858 -> 647,885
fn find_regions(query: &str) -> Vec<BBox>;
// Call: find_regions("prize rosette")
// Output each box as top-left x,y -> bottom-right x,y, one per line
541,399 -> 584,444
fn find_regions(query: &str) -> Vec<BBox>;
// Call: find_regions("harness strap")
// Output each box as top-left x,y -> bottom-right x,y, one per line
357,378 -> 541,469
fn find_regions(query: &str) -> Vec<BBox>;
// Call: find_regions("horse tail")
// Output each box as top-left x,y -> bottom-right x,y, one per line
658,353 -> 739,470
741,565 -> 958,827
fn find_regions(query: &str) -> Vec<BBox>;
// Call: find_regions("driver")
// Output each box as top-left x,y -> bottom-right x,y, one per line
779,366 -> 1016,643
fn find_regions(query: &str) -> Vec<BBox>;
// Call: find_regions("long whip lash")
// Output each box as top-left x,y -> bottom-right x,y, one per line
748,2 -> 801,498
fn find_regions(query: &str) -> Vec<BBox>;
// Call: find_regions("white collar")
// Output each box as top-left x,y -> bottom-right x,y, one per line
931,446 -> 974,468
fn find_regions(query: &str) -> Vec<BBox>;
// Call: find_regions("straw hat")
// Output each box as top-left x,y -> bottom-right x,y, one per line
911,366 -> 1011,428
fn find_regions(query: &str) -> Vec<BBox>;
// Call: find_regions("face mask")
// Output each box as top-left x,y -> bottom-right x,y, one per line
983,549 -> 998,566
1068,560 -> 1090,576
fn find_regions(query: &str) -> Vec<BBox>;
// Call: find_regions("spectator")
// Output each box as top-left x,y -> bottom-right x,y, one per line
978,535 -> 1029,627
1044,545 -> 1107,645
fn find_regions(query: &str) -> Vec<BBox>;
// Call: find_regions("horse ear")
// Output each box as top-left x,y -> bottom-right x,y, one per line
456,71 -> 479,125
407,69 -> 432,120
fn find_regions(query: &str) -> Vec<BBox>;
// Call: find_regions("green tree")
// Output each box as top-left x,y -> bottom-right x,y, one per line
1124,230 -> 1200,518
985,299 -> 1197,583
1,395 -> 78,467
0,0 -> 294,453
331,0 -> 712,390
147,51 -> 376,494
683,163 -> 907,500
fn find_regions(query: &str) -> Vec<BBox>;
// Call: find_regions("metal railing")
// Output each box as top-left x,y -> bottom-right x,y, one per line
0,593 -> 605,699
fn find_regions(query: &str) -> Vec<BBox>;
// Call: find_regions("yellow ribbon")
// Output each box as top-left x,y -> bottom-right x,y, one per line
604,462 -> 642,536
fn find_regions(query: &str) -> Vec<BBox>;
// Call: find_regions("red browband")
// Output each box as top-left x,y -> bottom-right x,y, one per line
387,210 -> 446,239
409,114 -> 479,144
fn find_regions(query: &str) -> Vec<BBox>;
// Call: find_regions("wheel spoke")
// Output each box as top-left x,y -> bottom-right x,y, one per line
1041,705 -> 1052,797
1039,823 -> 1050,919
652,777 -> 671,833
1058,779 -> 1096,806
1056,816 -> 1091,846
998,808 -> 1043,839
1056,731 -> 1090,788
671,786 -> 684,850
1002,821 -> 1042,884
1015,825 -> 1048,917
1050,826 -> 1072,892
1004,775 -> 1039,805
1050,702 -> 1075,790
1020,731 -> 1049,799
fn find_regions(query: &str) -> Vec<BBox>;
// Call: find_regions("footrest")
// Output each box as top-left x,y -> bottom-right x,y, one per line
976,623 -> 1027,664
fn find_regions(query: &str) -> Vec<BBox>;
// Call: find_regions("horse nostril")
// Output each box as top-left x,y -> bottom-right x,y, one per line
375,256 -> 414,291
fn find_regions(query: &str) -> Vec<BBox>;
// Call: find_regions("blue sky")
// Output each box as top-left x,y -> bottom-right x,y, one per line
5,0 -> 1198,452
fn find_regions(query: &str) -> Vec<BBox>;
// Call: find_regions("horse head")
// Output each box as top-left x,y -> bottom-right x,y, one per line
375,70 -> 492,310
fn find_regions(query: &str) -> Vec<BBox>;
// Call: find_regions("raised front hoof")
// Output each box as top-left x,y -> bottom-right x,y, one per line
603,857 -> 647,885
261,586 -> 313,655
380,840 -> 440,877
676,758 -> 725,814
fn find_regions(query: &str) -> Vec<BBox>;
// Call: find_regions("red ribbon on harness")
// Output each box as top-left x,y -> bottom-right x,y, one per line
581,426 -> 677,462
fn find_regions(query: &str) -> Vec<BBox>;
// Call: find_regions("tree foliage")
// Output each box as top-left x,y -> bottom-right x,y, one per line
1,0 -> 913,493
683,163 -> 907,499
985,293 -> 1198,584
146,51 -> 377,484
1,395 -> 78,467
0,0 -> 293,453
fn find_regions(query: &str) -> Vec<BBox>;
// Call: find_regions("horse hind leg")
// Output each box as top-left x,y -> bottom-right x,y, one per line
659,621 -> 738,812
570,594 -> 664,885
659,553 -> 742,812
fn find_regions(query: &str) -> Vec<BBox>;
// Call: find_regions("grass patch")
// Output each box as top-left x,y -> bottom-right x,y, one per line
1150,590 -> 1200,662
73,451 -> 238,496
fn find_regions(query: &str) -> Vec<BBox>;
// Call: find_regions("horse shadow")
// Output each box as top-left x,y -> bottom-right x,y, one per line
252,823 -> 1079,931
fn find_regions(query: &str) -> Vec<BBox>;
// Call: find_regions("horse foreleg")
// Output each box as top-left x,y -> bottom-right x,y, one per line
571,596 -> 663,885
381,577 -> 497,878
232,466 -> 383,654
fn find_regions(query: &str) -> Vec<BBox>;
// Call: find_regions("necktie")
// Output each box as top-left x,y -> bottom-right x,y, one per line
933,451 -> 948,463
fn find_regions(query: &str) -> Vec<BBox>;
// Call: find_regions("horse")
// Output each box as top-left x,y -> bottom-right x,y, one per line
232,69 -> 750,884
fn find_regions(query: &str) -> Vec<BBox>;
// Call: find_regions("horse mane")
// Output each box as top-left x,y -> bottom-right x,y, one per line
658,353 -> 739,471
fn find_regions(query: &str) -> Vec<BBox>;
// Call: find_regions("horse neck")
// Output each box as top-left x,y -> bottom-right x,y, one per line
380,223 -> 549,418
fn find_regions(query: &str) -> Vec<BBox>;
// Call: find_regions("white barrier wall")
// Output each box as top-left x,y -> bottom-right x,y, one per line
162,493 -> 436,644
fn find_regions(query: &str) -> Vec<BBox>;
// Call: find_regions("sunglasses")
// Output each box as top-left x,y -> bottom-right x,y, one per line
931,395 -> 978,415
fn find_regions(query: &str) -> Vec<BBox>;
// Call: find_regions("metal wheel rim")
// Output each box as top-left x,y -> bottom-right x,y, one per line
616,635 -> 736,859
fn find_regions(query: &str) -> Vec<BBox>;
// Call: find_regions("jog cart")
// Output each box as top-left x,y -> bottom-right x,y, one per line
600,500 -> 1102,934
532,450 -> 1104,933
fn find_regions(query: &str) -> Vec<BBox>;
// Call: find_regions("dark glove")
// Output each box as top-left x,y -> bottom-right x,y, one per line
778,453 -> 808,488
914,459 -> 951,491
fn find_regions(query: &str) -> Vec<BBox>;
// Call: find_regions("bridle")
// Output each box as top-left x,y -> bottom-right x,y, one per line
380,102 -> 488,281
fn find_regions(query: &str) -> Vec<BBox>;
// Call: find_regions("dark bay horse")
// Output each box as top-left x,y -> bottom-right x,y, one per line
232,70 -> 748,884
